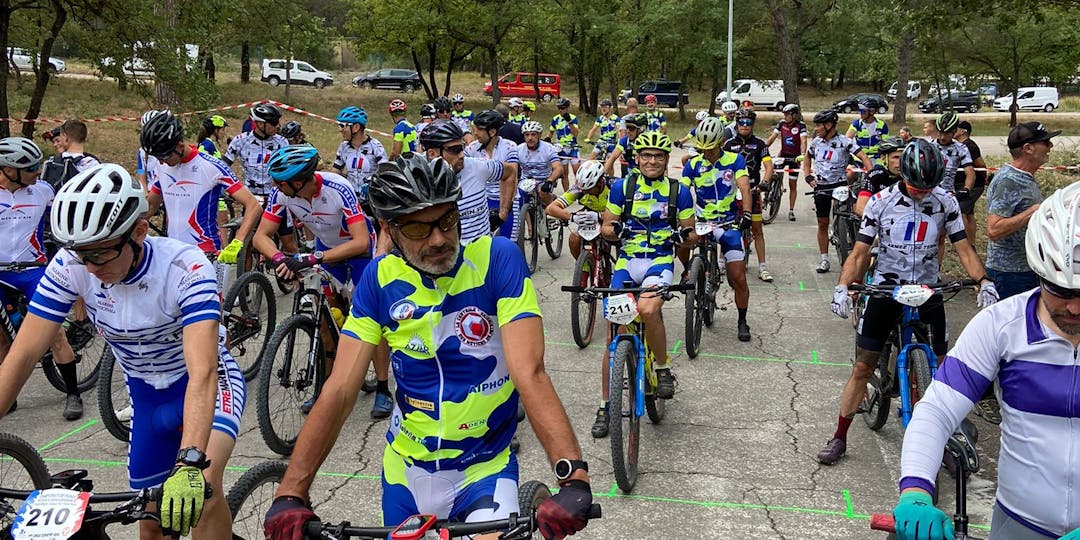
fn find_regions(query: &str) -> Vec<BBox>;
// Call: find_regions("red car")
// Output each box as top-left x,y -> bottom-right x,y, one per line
484,72 -> 561,102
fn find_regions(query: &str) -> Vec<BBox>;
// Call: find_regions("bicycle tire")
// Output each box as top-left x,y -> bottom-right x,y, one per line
40,317 -> 104,394
569,251 -> 597,349
96,348 -> 131,442
762,176 -> 782,224
608,339 -> 639,493
908,348 -> 933,406
0,432 -> 51,534
517,480 -> 552,519
256,314 -> 324,456
703,247 -> 719,327
545,219 -> 563,260
684,257 -> 704,359
515,204 -> 538,275
831,212 -> 851,265
227,460 -> 288,540
222,271 -> 277,382
861,357 -> 892,431
233,228 -> 258,276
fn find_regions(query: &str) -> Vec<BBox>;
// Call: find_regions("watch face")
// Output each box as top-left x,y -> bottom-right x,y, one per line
554,459 -> 571,479
179,447 -> 204,464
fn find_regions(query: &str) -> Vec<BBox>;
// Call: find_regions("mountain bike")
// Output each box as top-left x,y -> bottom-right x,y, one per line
568,216 -> 615,349
515,177 -> 563,274
807,185 -> 858,265
221,270 -> 276,382
256,265 -> 345,456
761,171 -> 785,224
0,432 -> 175,539
850,280 -> 976,432
850,245 -> 879,330
562,282 -> 694,493
684,219 -> 734,359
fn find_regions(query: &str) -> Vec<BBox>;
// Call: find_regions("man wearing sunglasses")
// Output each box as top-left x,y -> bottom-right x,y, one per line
723,108 -> 775,284
332,106 -> 388,201
0,163 -> 245,540
467,110 -> 520,240
891,182 -> 1080,540
820,140 -> 997,466
265,153 -> 594,540
0,137 -> 81,420
603,113 -> 646,178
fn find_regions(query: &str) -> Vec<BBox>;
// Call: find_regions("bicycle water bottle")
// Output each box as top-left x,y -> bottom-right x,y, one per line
6,305 -> 21,328
330,307 -> 346,328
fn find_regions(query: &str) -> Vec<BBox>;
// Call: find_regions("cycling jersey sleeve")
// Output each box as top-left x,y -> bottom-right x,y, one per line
957,144 -> 974,168
606,178 -> 626,217
176,254 -> 222,325
856,194 -> 883,244
733,154 -> 749,180
675,182 -> 694,221
198,140 -> 215,156
489,238 -> 541,326
261,188 -> 288,223
371,140 -> 389,165
557,188 -> 579,208
860,168 -> 884,198
149,172 -> 163,195
342,256 -> 387,345
483,160 -> 504,186
213,161 -> 244,195
337,185 -> 366,226
222,137 -> 240,165
504,143 -> 519,164
332,142 -> 347,171
28,253 -> 80,323
136,149 -> 145,175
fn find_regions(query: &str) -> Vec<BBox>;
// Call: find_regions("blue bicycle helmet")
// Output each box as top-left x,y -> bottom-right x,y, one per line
267,145 -> 320,183
336,106 -> 368,126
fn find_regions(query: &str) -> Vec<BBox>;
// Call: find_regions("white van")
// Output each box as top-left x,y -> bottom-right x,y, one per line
714,79 -> 786,110
261,59 -> 334,89
993,87 -> 1059,112
887,80 -> 921,100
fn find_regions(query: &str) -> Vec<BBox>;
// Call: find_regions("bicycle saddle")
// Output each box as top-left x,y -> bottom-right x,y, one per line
946,418 -> 980,474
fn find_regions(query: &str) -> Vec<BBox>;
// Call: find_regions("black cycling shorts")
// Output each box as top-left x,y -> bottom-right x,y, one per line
813,190 -> 835,219
855,294 -> 948,357
954,181 -> 985,216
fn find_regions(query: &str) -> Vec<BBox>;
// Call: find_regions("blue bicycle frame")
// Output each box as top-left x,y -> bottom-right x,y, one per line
608,322 -> 649,418
893,305 -> 939,429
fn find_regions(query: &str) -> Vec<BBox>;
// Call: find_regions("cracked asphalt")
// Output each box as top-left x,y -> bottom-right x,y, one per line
1,168 -> 1006,539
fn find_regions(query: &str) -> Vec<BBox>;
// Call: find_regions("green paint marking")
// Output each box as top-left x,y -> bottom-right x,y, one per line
795,242 -> 802,248
608,482 -> 619,496
811,350 -> 820,364
798,281 -> 806,291
843,489 -> 854,518
671,339 -> 682,354
38,419 -> 98,452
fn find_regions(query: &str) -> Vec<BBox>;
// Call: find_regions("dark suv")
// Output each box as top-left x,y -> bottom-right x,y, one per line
918,91 -> 981,113
619,80 -> 689,107
351,69 -> 422,92
831,93 -> 888,114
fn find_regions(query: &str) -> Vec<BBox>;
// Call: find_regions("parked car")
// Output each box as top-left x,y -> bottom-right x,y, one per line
976,83 -> 999,103
484,72 -> 561,101
993,87 -> 1060,112
6,47 -> 65,73
831,93 -> 888,114
714,79 -> 785,110
619,80 -> 688,107
918,91 -> 981,113
352,69 -> 422,92
887,80 -> 921,100
260,59 -> 333,89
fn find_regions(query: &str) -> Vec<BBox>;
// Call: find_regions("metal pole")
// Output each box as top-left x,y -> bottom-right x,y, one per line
726,0 -> 733,99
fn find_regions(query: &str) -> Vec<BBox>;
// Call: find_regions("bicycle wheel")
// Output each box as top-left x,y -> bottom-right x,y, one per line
608,339 -> 638,493
832,213 -> 851,265
762,177 -> 782,224
517,480 -> 551,518
256,314 -> 324,456
96,348 -> 131,442
684,257 -> 704,359
223,271 -> 277,382
703,247 -> 719,328
908,348 -> 933,405
545,218 -> 563,260
227,460 -> 288,540
515,204 -> 538,275
234,229 -> 258,276
569,251 -> 597,349
40,316 -> 103,394
861,352 -> 892,431
0,432 -> 51,533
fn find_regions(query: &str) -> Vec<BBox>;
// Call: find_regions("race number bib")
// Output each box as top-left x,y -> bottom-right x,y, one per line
11,489 -> 90,540
832,186 -> 850,202
695,221 -> 713,236
518,178 -> 537,193
578,221 -> 600,241
603,293 -> 638,325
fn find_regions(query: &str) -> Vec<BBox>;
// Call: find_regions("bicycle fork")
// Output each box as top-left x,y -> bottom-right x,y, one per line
607,332 -> 647,418
895,341 -> 938,429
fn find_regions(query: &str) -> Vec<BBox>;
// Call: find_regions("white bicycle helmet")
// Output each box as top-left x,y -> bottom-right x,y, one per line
693,117 -> 724,150
721,101 -> 738,114
576,161 -> 605,191
522,121 -> 544,134
1026,181 -> 1080,290
695,111 -> 709,122
451,93 -> 465,104
0,137 -> 43,169
51,163 -> 148,248
140,109 -> 165,127
508,97 -> 524,108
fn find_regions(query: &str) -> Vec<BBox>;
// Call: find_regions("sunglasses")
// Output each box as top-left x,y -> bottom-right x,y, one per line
1041,279 -> 1080,300
150,148 -> 180,161
22,162 -> 41,174
440,144 -> 465,155
737,119 -> 754,126
392,208 -> 460,240
337,122 -> 354,130
70,231 -> 131,266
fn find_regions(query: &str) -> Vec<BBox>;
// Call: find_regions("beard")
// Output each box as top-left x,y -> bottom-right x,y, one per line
397,234 -> 460,276
1048,307 -> 1080,336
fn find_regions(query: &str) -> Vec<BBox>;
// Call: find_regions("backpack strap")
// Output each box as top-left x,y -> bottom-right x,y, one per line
621,171 -> 640,225
668,177 -> 681,231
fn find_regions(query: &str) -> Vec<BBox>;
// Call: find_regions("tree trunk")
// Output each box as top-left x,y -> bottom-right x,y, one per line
487,45 -> 500,105
153,0 -> 178,106
709,67 -> 719,115
22,0 -> 65,138
836,65 -> 845,90
204,50 -> 216,82
763,0 -> 800,107
409,48 -> 432,98
1009,43 -> 1020,127
240,41 -> 250,84
891,28 -> 914,126
0,0 -> 12,138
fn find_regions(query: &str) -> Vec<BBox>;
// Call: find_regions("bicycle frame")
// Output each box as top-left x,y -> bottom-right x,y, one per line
894,306 -> 938,429
518,178 -> 552,242
608,321 -> 650,418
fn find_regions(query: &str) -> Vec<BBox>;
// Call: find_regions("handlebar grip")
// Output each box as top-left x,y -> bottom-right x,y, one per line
561,286 -> 586,293
304,519 -> 324,535
587,503 -> 602,519
869,513 -> 895,532
667,283 -> 696,292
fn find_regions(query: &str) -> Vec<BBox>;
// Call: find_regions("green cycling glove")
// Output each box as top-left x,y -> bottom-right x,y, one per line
160,465 -> 209,537
217,238 -> 244,264
1060,528 -> 1080,540
893,490 -> 953,540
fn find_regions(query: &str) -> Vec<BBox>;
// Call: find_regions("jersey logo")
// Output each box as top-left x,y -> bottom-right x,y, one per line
405,334 -> 429,355
904,220 -> 929,242
822,150 -> 834,161
390,299 -> 417,321
455,307 -> 493,347
791,127 -> 799,134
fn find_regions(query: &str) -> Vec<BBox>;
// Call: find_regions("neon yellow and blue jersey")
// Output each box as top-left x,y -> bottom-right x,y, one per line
549,114 -> 578,146
680,152 -> 748,221
848,118 -> 888,156
614,135 -> 637,172
341,235 -> 541,471
606,173 -> 694,258
452,109 -> 475,122
557,184 -> 609,213
198,139 -> 221,159
594,113 -> 619,143
393,119 -> 418,153
508,113 -> 526,127
645,111 -> 666,132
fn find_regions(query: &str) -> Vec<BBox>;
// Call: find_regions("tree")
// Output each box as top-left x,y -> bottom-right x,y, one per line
761,0 -> 840,107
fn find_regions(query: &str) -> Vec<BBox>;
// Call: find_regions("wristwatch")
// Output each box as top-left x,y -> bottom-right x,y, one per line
313,250 -> 325,264
553,458 -> 589,482
176,446 -> 210,470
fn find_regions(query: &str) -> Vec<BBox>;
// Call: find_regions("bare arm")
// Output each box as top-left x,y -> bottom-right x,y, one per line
231,187 -> 262,243
251,215 -> 283,259
322,218 -> 371,263
604,147 -> 623,176
177,319 -> 219,451
546,199 -> 572,221
499,163 -> 517,221
601,209 -> 620,242
0,314 -> 63,416
986,205 -> 1040,241
952,237 -> 988,280
856,150 -> 874,174
389,140 -> 404,161
764,131 -> 778,147
854,194 -> 871,217
837,241 -> 873,286
146,190 -> 163,219
962,165 -> 975,191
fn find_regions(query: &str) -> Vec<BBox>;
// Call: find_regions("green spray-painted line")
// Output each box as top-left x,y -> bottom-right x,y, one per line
843,489 -> 853,518
795,242 -> 802,248
671,339 -> 682,354
798,281 -> 806,291
608,483 -> 619,496
544,340 -> 850,367
38,419 -> 98,452
811,350 -> 820,364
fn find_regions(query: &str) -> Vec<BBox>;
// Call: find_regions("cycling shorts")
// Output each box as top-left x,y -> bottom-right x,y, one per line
703,227 -> 745,264
592,142 -> 616,156
953,179 -> 985,216
813,189 -> 838,219
127,352 -> 245,489
558,148 -> 579,161
0,267 -> 45,306
381,445 -> 519,526
612,257 -> 673,288
855,295 -> 948,357
749,188 -> 763,220
314,238 -> 369,290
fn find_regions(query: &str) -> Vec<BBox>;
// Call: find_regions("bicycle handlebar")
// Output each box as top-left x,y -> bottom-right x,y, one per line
0,261 -> 47,271
0,486 -> 162,504
561,284 -> 695,295
303,505 -> 602,539
869,513 -> 895,532
849,279 -> 978,295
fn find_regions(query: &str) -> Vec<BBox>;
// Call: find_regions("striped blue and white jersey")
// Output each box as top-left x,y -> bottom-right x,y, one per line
29,237 -> 222,389
458,157 -> 503,245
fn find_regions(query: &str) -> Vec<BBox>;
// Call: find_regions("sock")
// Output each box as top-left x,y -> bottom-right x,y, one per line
738,308 -> 748,323
376,379 -> 391,395
57,362 -> 79,396
759,263 -> 767,271
821,253 -> 829,261
834,414 -> 854,441
599,401 -> 608,411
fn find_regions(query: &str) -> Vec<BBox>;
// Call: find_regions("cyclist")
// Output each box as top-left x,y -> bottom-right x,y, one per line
819,140 -> 997,466
643,94 -> 666,134
0,163 -> 245,539
929,111 -> 974,194
549,97 -> 580,186
675,111 -> 711,149
141,112 -> 262,278
678,117 -> 754,342
468,110 -> 520,239
388,99 -> 417,160
419,120 -> 512,244
802,110 -> 874,273
585,98 -> 619,160
264,153 -> 594,540
332,106 -> 388,199
279,121 -> 307,146
600,131 -> 694,401
414,103 -> 436,144
954,121 -> 987,241
0,137 -> 81,420
450,93 -> 473,129
764,103 -> 808,221
891,183 -> 1080,540
523,100 -> 537,122
507,97 -> 527,127
604,113 -> 646,178
519,120 -> 564,216
854,136 -> 904,216
197,115 -> 229,159
546,160 -> 607,262
845,99 -> 889,161
224,103 -> 289,200
723,108 -> 774,283
434,96 -> 454,122
719,100 -> 738,126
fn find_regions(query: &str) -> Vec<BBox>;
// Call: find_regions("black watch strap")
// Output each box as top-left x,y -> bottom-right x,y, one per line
554,458 -> 589,481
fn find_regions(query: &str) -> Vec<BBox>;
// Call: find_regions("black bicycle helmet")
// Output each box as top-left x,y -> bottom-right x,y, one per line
935,111 -> 959,132
267,145 -> 320,183
557,97 -> 571,109
899,139 -> 945,190
877,136 -> 904,155
140,112 -> 184,156
473,109 -> 505,130
420,104 -> 436,118
279,121 -> 303,140
418,120 -> 464,148
433,96 -> 452,113
250,103 -> 282,123
622,113 -> 647,129
734,108 -> 756,121
812,110 -> 839,124
600,98 -> 612,107
201,115 -> 227,134
369,153 -> 461,221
